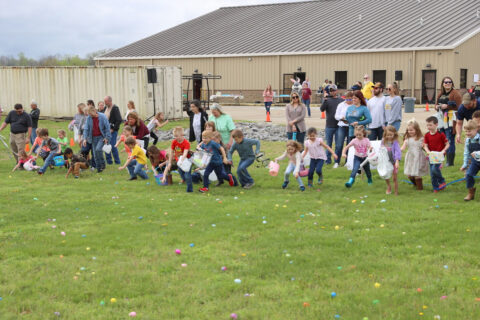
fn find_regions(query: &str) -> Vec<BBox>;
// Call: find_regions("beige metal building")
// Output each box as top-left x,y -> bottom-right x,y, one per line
96,0 -> 480,104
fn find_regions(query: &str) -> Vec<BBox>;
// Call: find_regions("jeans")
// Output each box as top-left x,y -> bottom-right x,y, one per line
302,98 -> 311,117
237,158 -> 254,186
466,160 -> 480,189
39,152 -> 61,173
429,163 -> 445,190
287,131 -> 306,144
350,155 -> 372,179
92,136 -> 105,171
335,126 -> 348,163
389,121 -> 401,131
30,127 -> 37,146
324,127 -> 337,163
223,163 -> 238,186
178,167 -> 193,192
368,127 -> 384,141
264,101 -> 272,114
203,162 -> 230,188
105,131 -> 121,164
127,159 -> 149,179
440,128 -> 455,155
81,142 -> 96,169
308,158 -> 324,181
284,162 -> 304,187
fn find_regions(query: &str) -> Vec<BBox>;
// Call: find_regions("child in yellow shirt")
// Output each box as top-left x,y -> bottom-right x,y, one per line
118,137 -> 149,180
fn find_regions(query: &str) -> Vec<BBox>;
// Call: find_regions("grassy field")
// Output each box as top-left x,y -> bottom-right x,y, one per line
0,120 -> 479,320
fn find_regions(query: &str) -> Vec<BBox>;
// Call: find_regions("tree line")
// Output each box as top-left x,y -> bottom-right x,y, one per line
0,49 -> 113,67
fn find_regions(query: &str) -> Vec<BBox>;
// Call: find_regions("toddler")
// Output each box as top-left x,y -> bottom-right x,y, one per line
115,125 -> 135,156
381,126 -> 402,195
423,116 -> 449,192
275,140 -> 305,191
401,119 -> 429,190
12,150 -> 39,172
302,127 -> 337,187
118,137 -> 149,180
342,125 -> 372,188
163,127 -> 193,192
57,129 -> 68,154
460,120 -> 480,201
64,147 -> 89,179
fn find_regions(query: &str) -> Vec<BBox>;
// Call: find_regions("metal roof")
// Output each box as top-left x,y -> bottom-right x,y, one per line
97,0 -> 480,60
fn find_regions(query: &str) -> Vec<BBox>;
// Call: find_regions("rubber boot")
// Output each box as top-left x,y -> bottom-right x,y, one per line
415,178 -> 423,190
345,178 -> 355,188
408,176 -> 417,187
464,188 -> 476,201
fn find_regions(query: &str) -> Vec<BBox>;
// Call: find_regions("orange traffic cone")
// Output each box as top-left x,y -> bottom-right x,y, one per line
425,102 -> 429,111
321,111 -> 326,119
25,143 -> 30,152
70,138 -> 75,146
266,111 -> 271,122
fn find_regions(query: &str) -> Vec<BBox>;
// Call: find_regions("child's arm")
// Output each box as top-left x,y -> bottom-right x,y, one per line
196,142 -> 204,150
442,141 -> 450,155
320,141 -> 338,160
400,139 -> 407,152
114,138 -> 122,148
158,119 -> 169,128
59,139 -> 67,146
118,154 -> 133,170
227,143 -> 236,163
178,148 -> 189,165
461,140 -> 470,171
254,139 -> 261,155
220,146 -> 229,164
11,162 -> 21,172
301,146 -> 309,159
342,141 -> 354,158
423,141 -> 431,153
65,165 -> 73,178
162,149 -> 174,182
275,151 -> 287,162
293,152 -> 302,178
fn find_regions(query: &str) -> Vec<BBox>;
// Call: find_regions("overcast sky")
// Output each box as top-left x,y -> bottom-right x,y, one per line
0,0 -> 301,58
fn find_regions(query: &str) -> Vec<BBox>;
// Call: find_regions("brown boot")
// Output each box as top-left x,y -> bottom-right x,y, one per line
415,178 -> 423,190
464,188 -> 476,201
408,176 -> 417,187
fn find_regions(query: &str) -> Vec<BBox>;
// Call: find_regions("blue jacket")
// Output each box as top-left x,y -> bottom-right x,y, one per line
346,105 -> 372,137
83,112 -> 111,144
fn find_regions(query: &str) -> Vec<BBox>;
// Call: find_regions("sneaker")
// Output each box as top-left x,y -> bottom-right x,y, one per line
438,182 -> 446,190
433,189 -> 439,193
227,174 -> 235,186
199,187 -> 209,193
215,181 -> 224,187
333,163 -> 339,169
367,178 -> 373,185
97,169 -> 103,173
317,178 -> 323,185
37,171 -> 44,175
243,182 -> 255,189
74,176 -> 79,179
282,181 -> 289,189
307,183 -> 313,188
300,186 -> 305,191
128,177 -> 137,181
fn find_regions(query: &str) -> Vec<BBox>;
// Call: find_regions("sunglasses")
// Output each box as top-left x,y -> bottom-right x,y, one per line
385,88 -> 391,91
444,81 -> 452,84
292,96 -> 299,99
345,99 -> 353,102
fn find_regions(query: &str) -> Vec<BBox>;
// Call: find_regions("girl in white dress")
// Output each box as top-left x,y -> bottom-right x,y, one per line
401,119 -> 429,190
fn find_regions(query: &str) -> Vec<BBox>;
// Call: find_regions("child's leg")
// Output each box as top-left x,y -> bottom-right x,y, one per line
237,158 -> 254,186
150,132 -> 159,145
284,163 -> 295,182
134,162 -> 149,179
213,163 -> 233,185
295,172 -> 305,187
350,156 -> 362,179
127,159 -> 137,178
393,171 -> 398,195
429,163 -> 440,189
179,168 -> 193,192
307,158 -> 318,183
466,161 -> 480,189
385,179 -> 391,193
39,152 -> 56,173
315,159 -> 324,182
203,163 -> 214,188
363,160 -> 372,180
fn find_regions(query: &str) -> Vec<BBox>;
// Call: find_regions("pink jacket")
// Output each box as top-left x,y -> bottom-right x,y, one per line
263,89 -> 274,102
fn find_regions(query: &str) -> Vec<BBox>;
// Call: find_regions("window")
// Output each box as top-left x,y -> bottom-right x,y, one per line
373,70 -> 386,85
335,71 -> 347,89
460,69 -> 467,89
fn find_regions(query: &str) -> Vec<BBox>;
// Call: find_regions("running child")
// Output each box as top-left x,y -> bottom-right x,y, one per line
423,116 -> 449,192
147,112 -> 169,145
227,129 -> 260,189
12,150 -> 39,172
401,119 -> 429,190
460,120 -> 480,201
302,127 -> 337,187
381,125 -> 402,195
275,140 -> 305,191
341,125 -> 372,188
163,127 -> 193,192
36,128 -> 62,175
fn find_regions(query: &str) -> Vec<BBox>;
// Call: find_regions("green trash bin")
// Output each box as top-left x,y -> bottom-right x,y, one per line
404,97 -> 415,113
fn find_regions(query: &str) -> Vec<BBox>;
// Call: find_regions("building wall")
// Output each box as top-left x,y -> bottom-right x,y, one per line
454,32 -> 480,88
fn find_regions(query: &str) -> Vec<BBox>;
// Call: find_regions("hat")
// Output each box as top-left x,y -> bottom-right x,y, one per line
373,82 -> 384,89
462,92 -> 474,105
31,100 -> 38,105
351,84 -> 361,91
329,84 -> 338,91
210,103 -> 224,115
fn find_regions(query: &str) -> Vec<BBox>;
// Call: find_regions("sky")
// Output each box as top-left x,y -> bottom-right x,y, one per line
0,0 -> 301,59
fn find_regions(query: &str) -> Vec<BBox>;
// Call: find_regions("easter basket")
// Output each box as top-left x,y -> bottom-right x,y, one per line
53,155 -> 65,167
155,174 -> 172,186
428,151 -> 445,164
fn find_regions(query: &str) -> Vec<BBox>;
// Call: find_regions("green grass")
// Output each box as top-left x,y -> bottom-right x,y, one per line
0,121 -> 479,320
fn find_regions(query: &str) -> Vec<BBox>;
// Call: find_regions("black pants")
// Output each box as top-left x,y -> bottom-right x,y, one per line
150,132 -> 158,145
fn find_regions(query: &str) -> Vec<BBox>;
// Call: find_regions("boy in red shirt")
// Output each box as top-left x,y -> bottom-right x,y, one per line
163,127 -> 193,192
423,116 -> 450,192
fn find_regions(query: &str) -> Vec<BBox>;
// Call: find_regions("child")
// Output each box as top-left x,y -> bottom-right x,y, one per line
115,125 -> 135,155
147,112 -> 169,145
341,125 -> 372,188
227,129 -> 261,189
204,121 -> 216,132
118,137 -> 149,180
381,125 -> 402,195
57,129 -> 68,154
473,111 -> 480,127
163,127 -> 193,192
302,127 -> 337,187
460,120 -> 480,201
274,140 -> 305,191
423,116 -> 449,192
64,147 -> 89,179
36,128 -> 62,175
147,145 -> 168,174
198,131 -> 234,193
30,128 -> 50,158
12,150 -> 39,172
401,119 -> 429,190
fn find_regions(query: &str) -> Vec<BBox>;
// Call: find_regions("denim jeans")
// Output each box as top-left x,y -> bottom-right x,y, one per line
178,167 -> 193,192
237,158 -> 254,186
127,159 -> 149,179
335,126 -> 348,164
308,158 -> 324,181
264,101 -> 272,114
350,155 -> 371,179
39,151 -> 61,173
440,128 -> 455,155
429,163 -> 445,190
287,131 -> 306,144
324,127 -> 337,163
466,160 -> 480,189
389,121 -> 401,131
81,142 -> 96,169
30,127 -> 37,146
368,127 -> 384,141
92,136 -> 105,171
302,98 -> 311,117
105,130 -> 121,164
203,162 -> 230,188
284,163 -> 304,187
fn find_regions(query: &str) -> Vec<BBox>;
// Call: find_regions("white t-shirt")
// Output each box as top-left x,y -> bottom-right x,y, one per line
193,113 -> 202,142
367,95 -> 386,129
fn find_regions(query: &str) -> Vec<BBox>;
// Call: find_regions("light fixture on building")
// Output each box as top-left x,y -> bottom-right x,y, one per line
194,69 -> 198,73
426,63 -> 431,68
437,52 -> 442,55
454,51 -> 459,54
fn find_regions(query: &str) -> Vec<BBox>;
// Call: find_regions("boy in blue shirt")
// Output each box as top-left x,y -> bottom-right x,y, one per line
227,129 -> 260,189
36,128 -> 62,175
460,120 -> 480,201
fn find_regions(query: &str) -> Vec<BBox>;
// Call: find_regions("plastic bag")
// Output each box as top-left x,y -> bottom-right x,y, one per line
178,155 -> 192,172
376,147 -> 393,180
102,144 -> 112,154
192,151 -> 212,169
428,151 -> 444,164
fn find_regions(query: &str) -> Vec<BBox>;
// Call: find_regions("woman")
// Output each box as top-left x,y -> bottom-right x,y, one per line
187,100 -> 209,143
385,83 -> 403,131
124,101 -> 136,122
126,112 -> 150,149
334,90 -> 354,167
285,92 -> 306,144
435,76 -> 462,166
208,103 -> 235,148
301,82 -> 312,117
263,85 -> 274,115
73,103 -> 87,145
345,91 -> 372,142
97,101 -> 105,112
102,96 -> 123,165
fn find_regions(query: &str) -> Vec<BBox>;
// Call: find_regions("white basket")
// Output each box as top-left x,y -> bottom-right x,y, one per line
177,155 -> 192,172
428,151 -> 444,164
102,144 -> 112,154
192,151 -> 212,169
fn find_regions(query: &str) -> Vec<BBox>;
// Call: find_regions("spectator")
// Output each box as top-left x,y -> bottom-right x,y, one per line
102,96 -> 123,165
346,91 -> 372,141
321,84 -> 343,164
97,101 -> 105,112
208,103 -> 235,149
361,74 -> 374,100
334,90 -> 354,168
367,82 -> 386,140
385,83 -> 403,131
302,82 -> 312,117
0,104 -> 32,162
285,92 -> 307,144
302,77 -> 311,88
187,100 -> 209,143
29,100 -> 40,145
126,112 -> 150,149
263,85 -> 274,115
456,93 -> 480,143
124,100 -> 136,122
82,105 -> 110,173
474,80 -> 480,103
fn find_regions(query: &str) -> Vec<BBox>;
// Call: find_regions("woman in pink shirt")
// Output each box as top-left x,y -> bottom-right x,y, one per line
301,83 -> 312,117
263,84 -> 274,114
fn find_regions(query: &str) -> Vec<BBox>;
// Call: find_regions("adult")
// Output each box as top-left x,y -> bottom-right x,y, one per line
435,76 -> 462,166
285,92 -> 306,144
73,103 -> 87,144
301,82 -> 312,117
367,82 -> 386,140
124,100 -> 136,122
208,103 -> 236,148
97,101 -> 105,112
385,83 -> 402,131
126,112 -> 150,149
334,90 -> 354,168
345,91 -> 372,141
102,96 -> 123,165
361,74 -> 374,100
187,100 -> 209,143
263,85 -> 274,114
82,105 -> 110,173
29,100 -> 40,145
474,80 -> 480,103
456,93 -> 480,143
321,84 -> 343,164
0,104 -> 32,162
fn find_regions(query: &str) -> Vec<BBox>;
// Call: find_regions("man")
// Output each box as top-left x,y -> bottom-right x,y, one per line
361,74 -> 374,100
367,82 -> 386,140
456,93 -> 480,143
0,104 -> 32,162
82,105 -> 111,173
320,84 -> 344,165
102,96 -> 123,165
30,100 -> 40,145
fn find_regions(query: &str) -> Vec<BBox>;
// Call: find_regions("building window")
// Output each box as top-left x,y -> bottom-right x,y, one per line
335,71 -> 347,89
373,70 -> 386,86
460,69 -> 467,89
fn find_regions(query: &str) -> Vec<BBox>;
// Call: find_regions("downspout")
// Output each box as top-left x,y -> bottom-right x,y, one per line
411,50 -> 416,99
277,55 -> 281,97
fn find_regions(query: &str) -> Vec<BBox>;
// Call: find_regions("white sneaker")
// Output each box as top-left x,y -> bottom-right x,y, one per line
333,163 -> 339,169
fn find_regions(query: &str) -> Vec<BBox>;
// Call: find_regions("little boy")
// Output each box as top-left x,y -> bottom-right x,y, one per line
36,128 -> 62,175
460,120 -> 480,201
64,147 -> 89,179
163,127 -> 193,192
30,128 -> 49,158
423,116 -> 449,192
199,131 -> 234,193
227,129 -> 260,189
118,137 -> 148,180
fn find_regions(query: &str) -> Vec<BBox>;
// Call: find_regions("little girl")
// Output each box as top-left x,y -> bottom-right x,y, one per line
12,150 -> 39,172
381,126 -> 402,195
57,129 -> 68,154
147,112 -> 169,145
302,127 -> 337,187
147,145 -> 168,174
30,128 -> 49,158
342,125 -> 372,188
115,125 -> 135,156
204,121 -> 216,132
401,119 -> 429,190
275,140 -> 305,191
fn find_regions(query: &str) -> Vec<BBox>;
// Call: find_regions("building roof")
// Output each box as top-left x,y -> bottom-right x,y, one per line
97,0 -> 480,60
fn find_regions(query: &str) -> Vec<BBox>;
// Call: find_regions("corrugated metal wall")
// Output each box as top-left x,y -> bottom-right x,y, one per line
0,66 -> 183,119
454,32 -> 480,87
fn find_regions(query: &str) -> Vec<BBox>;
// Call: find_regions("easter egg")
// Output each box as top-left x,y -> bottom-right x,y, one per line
374,282 -> 381,288
331,292 -> 337,298
234,279 -> 241,284
175,249 -> 181,255
230,313 -> 238,319
189,243 -> 194,247
99,300 -> 105,306
221,266 -> 227,271
303,302 -> 310,307
110,298 -> 117,303
54,312 -> 60,316
129,311 -> 137,317
181,263 -> 187,267
60,231 -> 66,236
335,225 -> 340,230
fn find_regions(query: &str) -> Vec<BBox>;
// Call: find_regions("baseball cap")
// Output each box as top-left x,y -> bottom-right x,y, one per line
329,84 -> 338,91
373,82 -> 384,89
462,92 -> 474,105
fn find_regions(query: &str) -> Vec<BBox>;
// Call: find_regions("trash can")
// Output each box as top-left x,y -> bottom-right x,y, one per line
404,97 -> 416,113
